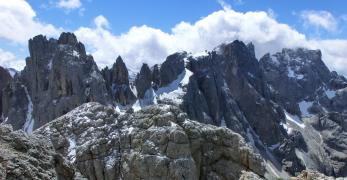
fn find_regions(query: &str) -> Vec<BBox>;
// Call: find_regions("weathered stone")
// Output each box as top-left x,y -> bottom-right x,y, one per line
35,102 -> 266,180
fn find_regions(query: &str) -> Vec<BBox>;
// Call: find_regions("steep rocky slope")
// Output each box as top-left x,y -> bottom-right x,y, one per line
260,49 -> 347,177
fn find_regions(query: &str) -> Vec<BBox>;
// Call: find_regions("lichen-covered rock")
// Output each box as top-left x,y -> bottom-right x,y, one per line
36,102 -> 266,180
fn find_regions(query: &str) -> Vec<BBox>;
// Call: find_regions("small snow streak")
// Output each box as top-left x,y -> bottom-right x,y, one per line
22,85 -> 35,134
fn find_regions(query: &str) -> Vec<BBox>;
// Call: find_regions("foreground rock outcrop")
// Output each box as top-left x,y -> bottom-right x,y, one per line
36,102 -> 266,180
0,124 -> 71,179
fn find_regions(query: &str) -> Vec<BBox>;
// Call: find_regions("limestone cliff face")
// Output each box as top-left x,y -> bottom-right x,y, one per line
0,66 -> 12,122
2,33 -> 109,131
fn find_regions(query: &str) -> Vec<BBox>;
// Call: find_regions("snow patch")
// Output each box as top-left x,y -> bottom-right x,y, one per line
156,68 -> 193,104
220,117 -> 226,127
91,70 -> 101,80
192,51 -> 208,58
47,59 -> 53,70
280,122 -> 293,134
296,74 -> 304,79
132,88 -> 157,112
287,66 -> 304,79
284,111 -> 305,129
22,85 -> 35,134
131,68 -> 193,111
298,101 -> 313,117
325,89 -> 336,99
287,67 -> 295,78
72,50 -> 80,58
269,143 -> 280,151
67,138 -> 77,163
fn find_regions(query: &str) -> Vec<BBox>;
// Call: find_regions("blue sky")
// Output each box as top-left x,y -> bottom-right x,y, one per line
27,0 -> 347,38
0,0 -> 347,74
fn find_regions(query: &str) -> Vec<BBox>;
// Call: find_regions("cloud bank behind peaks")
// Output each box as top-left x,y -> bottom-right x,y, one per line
75,8 -> 347,75
75,9 -> 308,71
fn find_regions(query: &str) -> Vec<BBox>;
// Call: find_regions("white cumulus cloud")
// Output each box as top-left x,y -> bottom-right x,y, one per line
75,9 -> 347,76
300,10 -> 338,32
57,0 -> 82,10
0,48 -> 25,69
0,1 -> 347,76
0,0 -> 60,44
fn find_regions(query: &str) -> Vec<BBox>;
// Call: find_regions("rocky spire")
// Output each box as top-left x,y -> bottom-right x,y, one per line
113,56 -> 130,85
135,63 -> 152,99
102,56 -> 136,106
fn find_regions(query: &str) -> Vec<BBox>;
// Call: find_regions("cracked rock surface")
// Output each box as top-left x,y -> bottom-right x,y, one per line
36,102 -> 266,180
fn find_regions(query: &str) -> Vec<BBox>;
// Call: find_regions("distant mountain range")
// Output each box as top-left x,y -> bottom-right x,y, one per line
0,32 -> 346,179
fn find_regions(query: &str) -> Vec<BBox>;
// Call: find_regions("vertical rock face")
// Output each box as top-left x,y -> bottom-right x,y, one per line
102,56 -> 136,106
0,66 -> 12,122
151,64 -> 161,90
2,32 -> 109,131
184,41 -> 285,146
159,52 -> 186,87
135,63 -> 153,99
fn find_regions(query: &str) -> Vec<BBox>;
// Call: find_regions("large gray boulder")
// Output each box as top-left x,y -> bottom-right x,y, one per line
2,32 -> 109,132
36,102 -> 266,180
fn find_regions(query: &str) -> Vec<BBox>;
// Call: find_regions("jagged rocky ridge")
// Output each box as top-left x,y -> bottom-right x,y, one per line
1,32 -> 347,179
